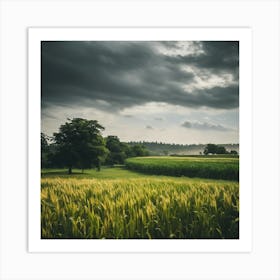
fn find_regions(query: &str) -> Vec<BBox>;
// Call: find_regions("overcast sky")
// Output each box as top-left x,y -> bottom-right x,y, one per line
41,41 -> 239,144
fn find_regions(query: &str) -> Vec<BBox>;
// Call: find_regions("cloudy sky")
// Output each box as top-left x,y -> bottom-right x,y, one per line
41,41 -> 239,144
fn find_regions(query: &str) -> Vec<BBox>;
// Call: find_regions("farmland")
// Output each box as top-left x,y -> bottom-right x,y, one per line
125,156 -> 239,181
41,156 -> 239,239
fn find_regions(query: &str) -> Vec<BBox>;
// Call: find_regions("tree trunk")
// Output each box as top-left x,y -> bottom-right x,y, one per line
68,166 -> 72,174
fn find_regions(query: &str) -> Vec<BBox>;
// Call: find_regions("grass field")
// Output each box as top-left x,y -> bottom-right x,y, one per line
41,157 -> 239,239
125,156 -> 239,181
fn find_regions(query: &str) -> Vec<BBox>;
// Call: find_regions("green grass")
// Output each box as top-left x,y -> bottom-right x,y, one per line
41,166 -> 145,179
125,156 -> 239,181
42,166 -> 235,183
41,166 -> 239,239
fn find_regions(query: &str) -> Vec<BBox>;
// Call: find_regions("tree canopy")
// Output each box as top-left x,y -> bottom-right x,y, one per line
53,118 -> 108,174
41,133 -> 50,168
105,135 -> 126,165
204,143 -> 228,155
105,136 -> 149,165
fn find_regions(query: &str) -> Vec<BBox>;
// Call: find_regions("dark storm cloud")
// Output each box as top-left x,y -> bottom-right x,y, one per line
181,120 -> 230,131
168,41 -> 239,78
182,121 -> 192,128
41,41 -> 239,111
145,125 -> 153,130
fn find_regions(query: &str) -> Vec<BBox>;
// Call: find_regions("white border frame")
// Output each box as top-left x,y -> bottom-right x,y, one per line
1,1 -> 280,279
28,27 -> 252,253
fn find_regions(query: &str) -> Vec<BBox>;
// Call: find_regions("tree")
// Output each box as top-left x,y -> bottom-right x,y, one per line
121,142 -> 133,158
203,143 -> 227,155
131,144 -> 149,157
204,144 -> 218,155
216,146 -> 227,154
105,135 -> 126,165
41,133 -> 49,152
41,133 -> 49,168
53,118 -> 108,174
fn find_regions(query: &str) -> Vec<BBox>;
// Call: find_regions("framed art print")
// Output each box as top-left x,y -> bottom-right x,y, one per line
1,1 -> 280,280
28,27 -> 252,253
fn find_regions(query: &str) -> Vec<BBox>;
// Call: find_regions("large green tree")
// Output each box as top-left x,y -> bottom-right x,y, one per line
105,135 -> 126,165
53,118 -> 108,174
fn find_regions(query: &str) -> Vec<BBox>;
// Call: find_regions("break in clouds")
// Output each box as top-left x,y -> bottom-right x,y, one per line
41,41 -> 239,144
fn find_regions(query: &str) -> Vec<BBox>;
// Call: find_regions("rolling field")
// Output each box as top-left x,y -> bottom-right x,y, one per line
41,157 -> 239,239
125,156 -> 239,181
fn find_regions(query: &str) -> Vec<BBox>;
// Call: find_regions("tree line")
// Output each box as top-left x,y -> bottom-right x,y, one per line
41,118 -> 149,174
203,143 -> 238,155
128,141 -> 238,156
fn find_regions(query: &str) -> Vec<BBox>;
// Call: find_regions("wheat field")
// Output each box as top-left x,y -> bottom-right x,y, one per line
41,176 -> 239,239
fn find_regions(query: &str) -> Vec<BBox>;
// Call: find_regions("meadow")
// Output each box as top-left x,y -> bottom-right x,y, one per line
41,156 -> 239,239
